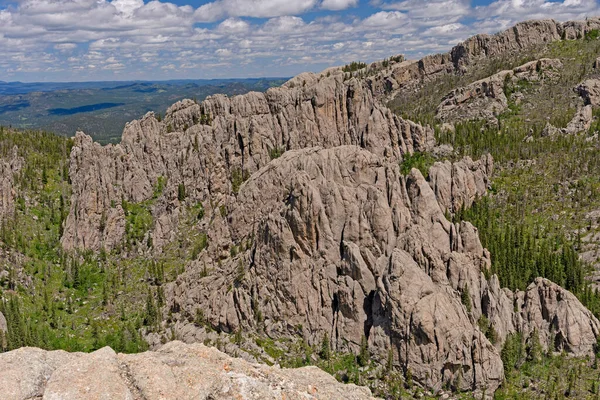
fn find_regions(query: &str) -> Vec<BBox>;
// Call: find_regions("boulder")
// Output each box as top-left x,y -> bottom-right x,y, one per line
577,78 -> 600,106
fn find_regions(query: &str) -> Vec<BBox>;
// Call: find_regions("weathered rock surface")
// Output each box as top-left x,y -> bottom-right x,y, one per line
483,277 -> 600,356
436,59 -> 562,124
542,105 -> 594,137
368,18 -> 600,101
62,70 -> 435,252
0,341 -> 377,400
428,155 -> 493,214
163,146 -> 503,392
54,17 -> 600,396
578,78 -> 600,106
0,311 -> 6,334
565,105 -> 593,133
0,147 -> 22,218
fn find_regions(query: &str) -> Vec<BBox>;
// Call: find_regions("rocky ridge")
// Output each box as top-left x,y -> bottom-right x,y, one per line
61,70 -> 435,252
160,145 -> 600,393
367,18 -> 600,102
0,341 -> 377,400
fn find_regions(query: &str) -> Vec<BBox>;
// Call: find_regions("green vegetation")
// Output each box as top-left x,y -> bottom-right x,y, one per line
342,61 -> 367,73
231,168 -> 250,194
269,147 -> 285,160
400,151 -> 435,177
0,127 -> 201,354
495,338 -> 600,399
123,200 -> 153,246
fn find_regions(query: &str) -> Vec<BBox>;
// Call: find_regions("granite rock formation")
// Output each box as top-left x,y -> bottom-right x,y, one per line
0,341 -> 377,400
0,147 -> 22,218
61,71 -> 435,252
436,59 -> 562,124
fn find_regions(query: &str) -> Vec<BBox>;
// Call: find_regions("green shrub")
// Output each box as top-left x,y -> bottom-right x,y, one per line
400,152 -> 435,178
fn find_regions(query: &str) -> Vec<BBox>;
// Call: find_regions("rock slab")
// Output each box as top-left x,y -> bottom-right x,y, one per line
0,341 -> 378,400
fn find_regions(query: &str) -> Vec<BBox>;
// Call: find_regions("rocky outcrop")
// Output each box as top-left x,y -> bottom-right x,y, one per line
577,78 -> 600,106
436,59 -> 562,124
61,71 -> 435,252
0,311 -> 6,334
428,154 -> 493,214
483,277 -> 600,356
0,147 -> 22,218
56,17 -> 600,396
541,105 -> 593,137
0,341 -> 377,400
163,146 -> 503,392
368,18 -> 600,102
565,105 -> 593,133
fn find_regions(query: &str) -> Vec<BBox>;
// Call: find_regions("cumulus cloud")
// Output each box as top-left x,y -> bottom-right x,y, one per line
1,0 -> 599,81
321,0 -> 359,11
475,0 -> 599,21
194,0 -> 318,22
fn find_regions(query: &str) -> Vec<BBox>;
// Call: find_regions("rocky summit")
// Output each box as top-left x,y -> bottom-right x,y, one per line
0,341 -> 376,400
2,16 -> 600,400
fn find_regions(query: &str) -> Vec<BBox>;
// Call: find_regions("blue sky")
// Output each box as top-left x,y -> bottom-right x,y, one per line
0,0 -> 598,82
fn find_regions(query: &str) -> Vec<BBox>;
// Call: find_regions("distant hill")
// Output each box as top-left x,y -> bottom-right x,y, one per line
0,78 -> 287,143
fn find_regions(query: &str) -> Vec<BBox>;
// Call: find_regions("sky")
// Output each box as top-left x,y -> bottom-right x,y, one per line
0,0 -> 599,82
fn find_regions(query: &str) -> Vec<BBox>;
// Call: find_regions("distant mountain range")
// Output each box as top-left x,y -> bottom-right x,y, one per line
0,78 -> 287,143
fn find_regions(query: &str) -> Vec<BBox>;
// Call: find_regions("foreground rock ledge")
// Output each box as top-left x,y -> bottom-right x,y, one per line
0,341 -> 378,400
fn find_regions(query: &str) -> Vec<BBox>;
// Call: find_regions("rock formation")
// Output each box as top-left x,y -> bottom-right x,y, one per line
0,311 -> 6,334
0,341 -> 377,400
53,17 -> 600,396
577,78 -> 600,106
162,146 -> 503,392
61,71 -> 435,252
0,147 -> 22,218
367,18 -> 600,101
428,155 -> 493,214
436,58 -> 562,124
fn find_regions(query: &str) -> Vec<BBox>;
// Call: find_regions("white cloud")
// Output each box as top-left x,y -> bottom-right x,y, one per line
1,0 -> 599,81
262,16 -> 307,33
321,0 -> 359,11
475,0 -> 599,21
362,11 -> 407,28
216,48 -> 233,57
218,18 -> 250,33
104,62 -> 125,70
194,0 -> 318,22
54,43 -> 77,52
376,0 -> 471,24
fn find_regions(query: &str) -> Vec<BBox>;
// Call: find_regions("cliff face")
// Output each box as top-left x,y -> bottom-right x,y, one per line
163,146 -> 501,392
0,341 -> 377,400
61,71 -> 434,252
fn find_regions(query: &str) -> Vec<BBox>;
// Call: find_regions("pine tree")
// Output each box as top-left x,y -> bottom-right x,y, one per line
461,284 -> 472,313
358,335 -> 369,367
320,333 -> 331,361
